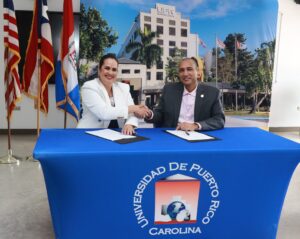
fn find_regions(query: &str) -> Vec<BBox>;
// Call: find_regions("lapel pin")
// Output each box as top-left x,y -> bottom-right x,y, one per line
200,94 -> 204,98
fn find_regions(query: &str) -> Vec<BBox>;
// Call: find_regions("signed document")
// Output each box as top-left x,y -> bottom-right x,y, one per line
86,129 -> 136,141
86,129 -> 148,144
166,130 -> 217,142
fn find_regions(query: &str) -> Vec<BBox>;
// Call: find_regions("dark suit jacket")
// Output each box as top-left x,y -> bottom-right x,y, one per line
146,82 -> 225,130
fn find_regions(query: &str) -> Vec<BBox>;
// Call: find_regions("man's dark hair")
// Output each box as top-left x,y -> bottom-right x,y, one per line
181,57 -> 199,69
191,57 -> 199,68
99,53 -> 119,69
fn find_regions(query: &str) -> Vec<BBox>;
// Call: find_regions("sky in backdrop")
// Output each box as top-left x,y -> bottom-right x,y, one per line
81,0 -> 278,56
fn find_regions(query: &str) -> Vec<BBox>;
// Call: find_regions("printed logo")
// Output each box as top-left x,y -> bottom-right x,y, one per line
133,162 -> 220,236
155,174 -> 200,225
68,41 -> 77,71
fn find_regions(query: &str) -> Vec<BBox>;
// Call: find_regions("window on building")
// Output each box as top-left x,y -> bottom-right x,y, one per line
144,24 -> 151,32
134,30 -> 138,39
169,48 -> 176,57
181,42 -> 187,47
181,21 -> 187,27
147,72 -> 151,81
144,16 -> 151,22
181,49 -> 187,57
157,18 -> 163,24
156,72 -> 163,81
157,26 -> 163,35
121,69 -> 130,74
169,41 -> 176,47
169,20 -> 176,26
169,27 -> 176,36
157,61 -> 163,69
181,29 -> 187,37
157,39 -> 163,46
134,69 -> 140,74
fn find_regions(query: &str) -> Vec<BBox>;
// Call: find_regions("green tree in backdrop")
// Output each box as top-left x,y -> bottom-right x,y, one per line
79,3 -> 118,83
211,33 -> 275,112
125,29 -> 162,69
247,40 -> 275,112
164,47 -> 185,83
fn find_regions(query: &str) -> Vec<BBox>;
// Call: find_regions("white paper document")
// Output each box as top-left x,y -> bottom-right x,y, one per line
86,129 -> 136,141
166,130 -> 215,141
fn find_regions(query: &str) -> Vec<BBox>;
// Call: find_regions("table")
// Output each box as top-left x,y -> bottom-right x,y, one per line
33,127 -> 300,239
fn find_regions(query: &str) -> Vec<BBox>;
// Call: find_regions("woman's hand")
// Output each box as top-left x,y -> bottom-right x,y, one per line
128,105 -> 151,118
122,124 -> 135,135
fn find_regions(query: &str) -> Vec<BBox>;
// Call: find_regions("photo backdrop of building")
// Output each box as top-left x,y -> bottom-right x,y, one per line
118,3 -> 200,90
80,0 -> 277,111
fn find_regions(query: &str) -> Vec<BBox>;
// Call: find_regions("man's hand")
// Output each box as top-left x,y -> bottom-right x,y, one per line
133,105 -> 151,119
176,122 -> 200,131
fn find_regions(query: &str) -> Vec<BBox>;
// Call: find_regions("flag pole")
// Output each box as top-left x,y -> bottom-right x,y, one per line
64,99 -> 67,128
25,46 -> 41,162
0,50 -> 18,164
234,35 -> 238,111
235,35 -> 238,82
0,103 -> 18,164
37,44 -> 41,137
215,34 -> 218,87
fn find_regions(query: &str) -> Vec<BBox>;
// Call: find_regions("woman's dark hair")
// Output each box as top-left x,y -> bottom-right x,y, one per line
99,53 -> 119,69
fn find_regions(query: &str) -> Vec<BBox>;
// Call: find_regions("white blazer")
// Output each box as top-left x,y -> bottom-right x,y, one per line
77,79 -> 138,128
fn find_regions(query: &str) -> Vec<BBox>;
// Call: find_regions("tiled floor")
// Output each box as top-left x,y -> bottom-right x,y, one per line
0,117 -> 299,239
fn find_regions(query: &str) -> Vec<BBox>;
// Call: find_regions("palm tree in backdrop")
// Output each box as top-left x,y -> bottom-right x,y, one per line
125,28 -> 162,68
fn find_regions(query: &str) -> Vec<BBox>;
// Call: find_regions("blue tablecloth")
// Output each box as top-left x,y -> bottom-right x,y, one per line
34,127 -> 300,239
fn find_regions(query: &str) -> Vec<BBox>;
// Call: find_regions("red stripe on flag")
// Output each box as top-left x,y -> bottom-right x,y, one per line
4,14 -> 17,25
61,0 -> 74,58
3,0 -> 22,118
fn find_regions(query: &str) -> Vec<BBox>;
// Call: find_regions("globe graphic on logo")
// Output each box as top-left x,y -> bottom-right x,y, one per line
167,201 -> 186,220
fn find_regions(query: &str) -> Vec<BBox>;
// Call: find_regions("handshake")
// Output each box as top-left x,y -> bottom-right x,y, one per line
129,105 -> 152,119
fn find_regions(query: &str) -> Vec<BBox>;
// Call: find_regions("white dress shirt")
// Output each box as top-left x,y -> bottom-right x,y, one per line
178,86 -> 197,123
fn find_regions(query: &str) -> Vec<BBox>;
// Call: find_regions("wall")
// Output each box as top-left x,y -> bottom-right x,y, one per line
269,0 -> 300,129
0,0 -> 80,130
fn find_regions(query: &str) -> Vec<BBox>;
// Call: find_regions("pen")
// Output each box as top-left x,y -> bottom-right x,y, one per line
185,130 -> 190,136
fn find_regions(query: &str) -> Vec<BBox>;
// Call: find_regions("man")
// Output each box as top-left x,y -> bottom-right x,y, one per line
145,58 -> 225,131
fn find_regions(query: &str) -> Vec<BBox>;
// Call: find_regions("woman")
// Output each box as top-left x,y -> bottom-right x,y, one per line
77,53 -> 148,135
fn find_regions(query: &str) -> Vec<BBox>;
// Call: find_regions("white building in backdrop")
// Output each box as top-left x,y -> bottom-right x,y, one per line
118,3 -> 200,90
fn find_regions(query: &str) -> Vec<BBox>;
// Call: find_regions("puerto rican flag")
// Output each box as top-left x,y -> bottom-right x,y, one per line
3,0 -> 22,118
22,0 -> 54,113
55,0 -> 80,121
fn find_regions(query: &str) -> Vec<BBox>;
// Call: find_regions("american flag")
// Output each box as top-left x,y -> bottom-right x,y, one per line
3,0 -> 22,118
55,0 -> 80,121
216,38 -> 226,49
23,0 -> 54,113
